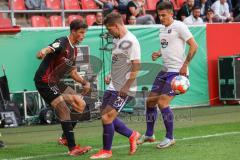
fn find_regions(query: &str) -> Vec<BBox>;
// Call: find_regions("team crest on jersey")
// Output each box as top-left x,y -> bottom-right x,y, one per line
161,39 -> 168,48
168,29 -> 172,33
52,42 -> 60,48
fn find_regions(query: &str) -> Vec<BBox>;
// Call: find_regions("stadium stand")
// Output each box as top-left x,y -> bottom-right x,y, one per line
8,0 -> 26,10
46,0 -> 61,10
170,0 -> 186,11
86,14 -> 96,26
64,0 -> 81,10
0,17 -> 12,27
81,0 -> 99,10
146,0 -> 158,11
0,0 -> 8,10
31,16 -> 48,27
2,0 -> 103,27
68,15 -> 83,24
2,0 -> 237,27
50,15 -> 63,27
122,14 -> 127,24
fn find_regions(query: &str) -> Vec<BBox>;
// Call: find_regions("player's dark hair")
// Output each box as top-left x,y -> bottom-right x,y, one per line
70,19 -> 88,31
157,1 -> 174,12
104,12 -> 123,26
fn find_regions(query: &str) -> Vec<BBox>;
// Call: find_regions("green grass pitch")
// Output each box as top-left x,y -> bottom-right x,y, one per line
0,105 -> 240,160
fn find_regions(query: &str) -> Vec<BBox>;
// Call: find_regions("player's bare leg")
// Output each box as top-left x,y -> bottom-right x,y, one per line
51,96 -> 91,156
62,86 -> 86,113
57,94 -> 86,146
57,87 -> 86,146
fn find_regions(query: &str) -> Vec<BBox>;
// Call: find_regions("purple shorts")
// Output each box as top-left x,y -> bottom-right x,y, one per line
101,90 -> 133,112
151,71 -> 179,96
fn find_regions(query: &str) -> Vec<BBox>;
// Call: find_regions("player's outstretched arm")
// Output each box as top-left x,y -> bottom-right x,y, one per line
119,59 -> 140,97
180,37 -> 198,75
70,68 -> 90,95
36,47 -> 53,59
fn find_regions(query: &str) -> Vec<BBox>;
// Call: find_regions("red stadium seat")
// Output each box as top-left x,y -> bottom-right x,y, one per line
64,0 -> 81,9
50,15 -> 62,27
144,2 -> 148,10
31,16 -> 48,27
46,0 -> 61,10
170,0 -> 179,10
9,0 -> 26,10
0,17 -> 12,28
171,0 -> 186,11
81,0 -> 98,10
146,0 -> 158,10
86,15 -> 96,26
68,15 -> 83,24
178,0 -> 186,8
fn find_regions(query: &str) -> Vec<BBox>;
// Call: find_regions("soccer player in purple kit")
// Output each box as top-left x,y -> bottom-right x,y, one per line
90,12 -> 141,159
137,1 -> 198,149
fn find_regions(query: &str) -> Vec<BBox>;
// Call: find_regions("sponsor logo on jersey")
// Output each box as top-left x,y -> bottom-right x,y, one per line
161,39 -> 168,48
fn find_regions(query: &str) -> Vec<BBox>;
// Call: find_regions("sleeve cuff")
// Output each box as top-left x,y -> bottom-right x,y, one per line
48,46 -> 55,52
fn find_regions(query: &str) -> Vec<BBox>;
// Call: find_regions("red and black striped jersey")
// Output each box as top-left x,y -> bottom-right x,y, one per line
34,36 -> 78,84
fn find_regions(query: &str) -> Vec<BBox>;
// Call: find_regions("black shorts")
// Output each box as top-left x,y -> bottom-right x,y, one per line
35,81 -> 68,105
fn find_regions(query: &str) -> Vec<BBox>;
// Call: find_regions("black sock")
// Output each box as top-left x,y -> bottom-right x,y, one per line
62,121 -> 78,138
72,121 -> 77,128
61,121 -> 76,150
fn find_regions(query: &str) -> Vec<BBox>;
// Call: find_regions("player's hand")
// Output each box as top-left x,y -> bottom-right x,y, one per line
119,85 -> 129,97
36,51 -> 46,59
81,81 -> 91,95
104,75 -> 111,84
179,64 -> 188,76
152,51 -> 161,61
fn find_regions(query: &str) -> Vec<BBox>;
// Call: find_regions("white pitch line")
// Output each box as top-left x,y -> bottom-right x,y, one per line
2,131 -> 240,160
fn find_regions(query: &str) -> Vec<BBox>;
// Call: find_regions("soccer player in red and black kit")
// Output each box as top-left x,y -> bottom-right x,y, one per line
34,20 -> 92,156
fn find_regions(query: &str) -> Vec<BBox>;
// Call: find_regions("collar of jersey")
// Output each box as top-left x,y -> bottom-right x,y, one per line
67,36 -> 74,48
